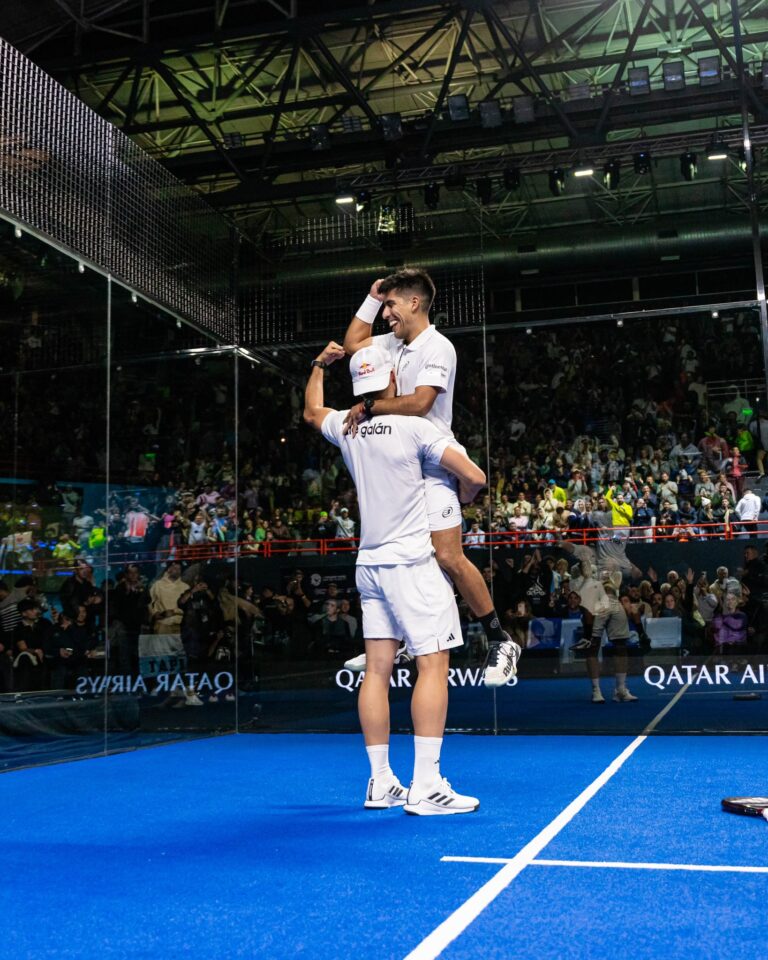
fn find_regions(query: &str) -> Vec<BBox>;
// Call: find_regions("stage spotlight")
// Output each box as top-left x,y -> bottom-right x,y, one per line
380,113 -> 403,141
573,164 -> 594,178
513,95 -> 535,123
335,192 -> 355,205
77,261 -> 85,274
444,168 -> 467,191
603,159 -> 621,189
736,145 -> 754,173
355,190 -> 372,213
13,224 -> 22,238
503,166 -> 520,190
309,123 -> 330,151
424,181 -> 440,210
567,82 -> 591,101
341,115 -> 363,133
476,178 -> 493,205
131,292 -> 138,304
628,66 -> 650,96
698,56 -> 721,86
680,151 -> 697,181
712,310 -> 720,318
479,100 -> 502,128
549,168 -> 566,196
633,150 -> 651,174
616,319 -> 624,328
447,94 -> 470,122
706,137 -> 728,161
222,131 -> 244,149
663,61 -> 685,91
525,327 -> 533,335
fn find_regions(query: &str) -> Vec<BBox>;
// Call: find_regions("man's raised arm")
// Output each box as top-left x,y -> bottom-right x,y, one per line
303,341 -> 346,432
439,446 -> 487,505
343,278 -> 385,355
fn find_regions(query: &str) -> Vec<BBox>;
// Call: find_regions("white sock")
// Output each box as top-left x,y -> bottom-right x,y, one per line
615,673 -> 627,692
413,736 -> 442,789
366,744 -> 391,779
591,678 -> 602,693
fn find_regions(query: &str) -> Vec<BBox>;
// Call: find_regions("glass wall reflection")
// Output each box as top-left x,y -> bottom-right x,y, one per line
0,219 -> 108,769
104,286 -> 238,752
478,308 -> 768,733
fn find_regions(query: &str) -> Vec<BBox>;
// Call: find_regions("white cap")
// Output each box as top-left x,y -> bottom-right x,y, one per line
350,345 -> 393,397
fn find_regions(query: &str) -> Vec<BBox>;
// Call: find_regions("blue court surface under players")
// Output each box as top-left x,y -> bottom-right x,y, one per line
2,731 -> 766,959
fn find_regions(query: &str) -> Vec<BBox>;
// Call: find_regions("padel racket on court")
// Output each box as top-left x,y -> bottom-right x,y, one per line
721,797 -> 768,820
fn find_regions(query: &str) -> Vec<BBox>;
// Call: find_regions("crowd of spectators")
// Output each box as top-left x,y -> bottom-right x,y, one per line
0,560 -> 365,697
0,310 -> 765,568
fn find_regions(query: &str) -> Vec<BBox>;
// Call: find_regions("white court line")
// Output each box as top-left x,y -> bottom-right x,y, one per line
443,856 -> 768,875
402,683 -> 691,960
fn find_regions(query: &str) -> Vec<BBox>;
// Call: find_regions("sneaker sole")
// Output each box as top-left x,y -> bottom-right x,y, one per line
404,802 -> 479,816
344,660 -> 367,672
363,797 -> 407,809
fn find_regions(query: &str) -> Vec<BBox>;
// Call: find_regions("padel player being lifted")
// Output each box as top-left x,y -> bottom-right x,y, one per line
341,266 -> 520,687
304,338 -> 486,814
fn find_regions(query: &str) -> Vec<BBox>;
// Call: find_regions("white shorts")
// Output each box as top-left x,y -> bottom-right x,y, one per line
356,557 -> 464,657
423,441 -> 466,531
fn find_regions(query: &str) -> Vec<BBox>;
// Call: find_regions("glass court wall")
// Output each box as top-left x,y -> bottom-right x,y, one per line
2,33 -> 768,771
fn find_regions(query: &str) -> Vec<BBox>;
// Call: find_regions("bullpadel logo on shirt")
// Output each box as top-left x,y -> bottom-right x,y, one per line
359,423 -> 392,437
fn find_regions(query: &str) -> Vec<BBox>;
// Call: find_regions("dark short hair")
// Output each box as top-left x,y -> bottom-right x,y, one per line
377,266 -> 436,312
17,598 -> 37,614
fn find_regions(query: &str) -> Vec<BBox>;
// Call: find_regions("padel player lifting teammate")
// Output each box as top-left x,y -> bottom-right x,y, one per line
341,267 -> 519,687
305,339 -> 486,814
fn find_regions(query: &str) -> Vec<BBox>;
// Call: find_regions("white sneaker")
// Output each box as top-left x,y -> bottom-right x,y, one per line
404,777 -> 480,816
344,643 -> 411,673
592,689 -> 606,704
363,773 -> 408,809
613,687 -> 638,702
185,693 -> 204,707
482,633 -> 521,687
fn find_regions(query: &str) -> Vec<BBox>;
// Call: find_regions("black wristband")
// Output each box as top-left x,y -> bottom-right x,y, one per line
362,397 -> 375,416
311,359 -> 326,369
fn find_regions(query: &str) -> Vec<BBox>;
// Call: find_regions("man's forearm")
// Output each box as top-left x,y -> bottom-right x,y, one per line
303,366 -> 325,418
368,393 -> 430,417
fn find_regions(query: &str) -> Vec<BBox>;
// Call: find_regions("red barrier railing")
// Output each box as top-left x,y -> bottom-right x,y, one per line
5,518 -> 762,578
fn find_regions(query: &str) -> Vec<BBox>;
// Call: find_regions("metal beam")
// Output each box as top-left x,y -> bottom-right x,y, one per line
485,0 -> 619,101
260,38 -> 301,170
309,33 -> 379,126
665,0 -> 768,121
421,7 -> 474,154
594,0 -> 654,138
151,58 -> 248,181
485,4 -> 580,142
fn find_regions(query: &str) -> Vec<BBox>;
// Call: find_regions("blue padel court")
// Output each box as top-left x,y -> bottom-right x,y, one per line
2,730 -> 766,960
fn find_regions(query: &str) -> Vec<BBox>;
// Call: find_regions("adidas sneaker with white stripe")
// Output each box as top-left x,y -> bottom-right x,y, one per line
363,773 -> 408,809
404,778 -> 479,816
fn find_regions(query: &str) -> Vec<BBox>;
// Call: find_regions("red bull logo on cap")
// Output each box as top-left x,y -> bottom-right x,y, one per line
358,360 -> 375,376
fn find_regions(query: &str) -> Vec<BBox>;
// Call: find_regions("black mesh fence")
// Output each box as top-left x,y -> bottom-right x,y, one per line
0,38 -> 236,341
239,208 -> 486,345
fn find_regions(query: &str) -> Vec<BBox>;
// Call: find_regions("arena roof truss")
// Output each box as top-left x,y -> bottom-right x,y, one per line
2,1 -> 768,247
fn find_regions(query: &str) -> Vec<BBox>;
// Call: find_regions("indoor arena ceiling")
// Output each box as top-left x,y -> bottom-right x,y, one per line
2,0 -> 768,246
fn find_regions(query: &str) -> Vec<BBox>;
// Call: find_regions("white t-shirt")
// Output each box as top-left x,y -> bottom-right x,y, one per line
373,325 -> 456,439
321,411 -> 450,565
